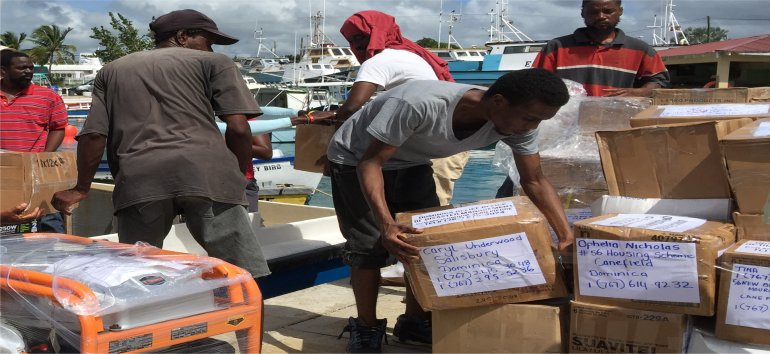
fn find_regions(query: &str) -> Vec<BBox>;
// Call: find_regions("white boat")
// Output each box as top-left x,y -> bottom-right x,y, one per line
431,48 -> 487,62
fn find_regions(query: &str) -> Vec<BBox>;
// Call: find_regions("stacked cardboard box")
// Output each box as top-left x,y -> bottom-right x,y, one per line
715,240 -> 770,346
653,87 -> 770,105
396,197 -> 569,352
0,151 -> 77,218
630,103 -> 770,128
722,119 -> 770,241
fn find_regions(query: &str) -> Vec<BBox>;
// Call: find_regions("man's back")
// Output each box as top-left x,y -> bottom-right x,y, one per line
81,47 -> 261,210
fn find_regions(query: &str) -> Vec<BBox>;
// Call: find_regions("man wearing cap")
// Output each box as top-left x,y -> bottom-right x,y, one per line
52,9 -> 270,279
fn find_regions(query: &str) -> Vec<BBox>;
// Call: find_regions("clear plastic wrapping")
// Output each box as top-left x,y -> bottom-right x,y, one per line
0,233 -> 262,353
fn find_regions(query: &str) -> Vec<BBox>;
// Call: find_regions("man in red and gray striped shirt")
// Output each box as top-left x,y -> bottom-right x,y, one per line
532,0 -> 670,97
1,50 -> 67,152
1,49 -> 68,233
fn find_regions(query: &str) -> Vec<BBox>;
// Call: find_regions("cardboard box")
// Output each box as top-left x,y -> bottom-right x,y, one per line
734,212 -> 770,241
0,151 -> 77,214
541,153 -> 606,190
721,119 -> 770,214
591,196 -> 734,222
653,87 -> 770,105
569,301 -> 690,353
294,124 -> 337,173
577,97 -> 651,134
433,301 -> 568,353
630,103 -> 770,128
395,197 -> 568,311
596,120 -> 751,199
715,240 -> 770,346
573,214 -> 735,315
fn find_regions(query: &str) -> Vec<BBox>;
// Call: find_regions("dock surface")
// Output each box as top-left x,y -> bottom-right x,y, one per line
217,278 -> 431,353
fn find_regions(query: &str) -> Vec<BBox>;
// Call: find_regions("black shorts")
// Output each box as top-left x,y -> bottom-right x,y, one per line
330,162 -> 440,269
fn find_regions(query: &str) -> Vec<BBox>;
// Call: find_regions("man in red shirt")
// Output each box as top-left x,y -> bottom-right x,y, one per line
1,49 -> 68,232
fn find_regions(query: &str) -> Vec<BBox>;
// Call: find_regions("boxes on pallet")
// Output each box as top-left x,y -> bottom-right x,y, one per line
629,103 -> 770,128
716,240 -> 770,346
396,197 -> 568,311
721,119 -> 770,214
573,214 -> 735,315
653,87 -> 770,105
569,301 -> 691,354
433,301 -> 568,353
596,120 -> 751,199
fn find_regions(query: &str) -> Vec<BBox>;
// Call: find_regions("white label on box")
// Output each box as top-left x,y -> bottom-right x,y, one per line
754,121 -> 770,137
735,241 -> 770,255
589,214 -> 706,233
420,232 -> 545,296
411,201 -> 517,228
659,104 -> 770,117
576,239 -> 700,303
725,263 -> 770,330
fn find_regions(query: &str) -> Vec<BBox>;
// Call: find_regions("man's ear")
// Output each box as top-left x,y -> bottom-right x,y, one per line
174,30 -> 188,47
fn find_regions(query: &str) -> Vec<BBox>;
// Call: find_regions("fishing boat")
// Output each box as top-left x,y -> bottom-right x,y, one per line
73,183 -> 348,299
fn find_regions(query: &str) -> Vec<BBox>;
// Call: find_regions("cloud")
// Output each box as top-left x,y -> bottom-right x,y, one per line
1,0 -> 767,58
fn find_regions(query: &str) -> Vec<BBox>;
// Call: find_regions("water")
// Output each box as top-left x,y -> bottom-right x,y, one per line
306,149 -> 508,208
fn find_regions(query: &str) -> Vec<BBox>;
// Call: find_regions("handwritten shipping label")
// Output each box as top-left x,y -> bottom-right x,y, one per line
576,239 -> 700,303
420,232 -> 545,297
660,104 -> 770,117
726,263 -> 770,330
735,241 -> 770,256
589,214 -> 706,233
754,121 -> 770,137
411,201 -> 517,229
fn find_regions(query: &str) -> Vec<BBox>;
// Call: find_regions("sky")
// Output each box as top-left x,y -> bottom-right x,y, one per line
1,0 -> 769,58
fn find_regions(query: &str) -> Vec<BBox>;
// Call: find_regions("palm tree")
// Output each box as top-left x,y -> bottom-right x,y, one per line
0,31 -> 27,49
28,25 -> 77,72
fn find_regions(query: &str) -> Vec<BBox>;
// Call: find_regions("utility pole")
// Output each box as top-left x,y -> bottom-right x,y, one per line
706,16 -> 711,43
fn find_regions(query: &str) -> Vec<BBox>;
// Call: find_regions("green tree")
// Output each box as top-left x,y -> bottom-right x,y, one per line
28,25 -> 76,72
414,37 -> 461,49
0,31 -> 27,49
90,12 -> 153,63
684,26 -> 729,44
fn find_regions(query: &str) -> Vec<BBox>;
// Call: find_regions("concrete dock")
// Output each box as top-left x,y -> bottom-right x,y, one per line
214,278 -> 431,353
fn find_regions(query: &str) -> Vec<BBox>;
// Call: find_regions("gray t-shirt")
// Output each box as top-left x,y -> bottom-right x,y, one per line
327,80 -> 538,169
80,48 -> 262,211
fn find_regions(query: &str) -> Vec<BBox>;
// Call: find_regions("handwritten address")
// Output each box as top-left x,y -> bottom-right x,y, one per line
411,201 -> 517,229
726,263 -> 770,330
576,239 -> 700,303
420,232 -> 545,297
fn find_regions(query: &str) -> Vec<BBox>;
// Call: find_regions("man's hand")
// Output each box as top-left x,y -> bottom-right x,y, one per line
51,189 -> 88,215
0,203 -> 42,225
381,222 -> 424,264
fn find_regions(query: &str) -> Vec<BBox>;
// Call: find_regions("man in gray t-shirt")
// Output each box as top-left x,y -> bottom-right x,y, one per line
327,68 -> 573,346
52,9 -> 269,280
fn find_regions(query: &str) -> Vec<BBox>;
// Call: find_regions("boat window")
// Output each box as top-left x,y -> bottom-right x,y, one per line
503,46 -> 527,54
528,45 -> 546,53
342,48 -> 353,55
470,52 -> 480,57
331,48 -> 343,56
457,52 -> 469,57
309,49 -> 323,56
311,64 -> 322,70
436,52 -> 451,58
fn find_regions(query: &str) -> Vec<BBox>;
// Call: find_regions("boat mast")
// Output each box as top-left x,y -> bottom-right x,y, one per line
445,10 -> 463,49
649,0 -> 689,46
254,21 -> 281,58
487,0 -> 533,43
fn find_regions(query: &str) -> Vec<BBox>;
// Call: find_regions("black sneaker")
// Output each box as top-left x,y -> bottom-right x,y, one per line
337,317 -> 388,353
392,314 -> 432,344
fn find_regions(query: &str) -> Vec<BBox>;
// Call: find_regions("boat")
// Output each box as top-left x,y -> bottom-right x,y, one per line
71,183 -> 348,299
431,47 -> 488,62
443,1 -> 548,85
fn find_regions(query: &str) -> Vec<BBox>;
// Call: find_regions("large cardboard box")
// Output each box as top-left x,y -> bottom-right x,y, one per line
630,103 -> 770,128
433,301 -> 568,353
573,214 -> 735,315
653,87 -> 770,105
715,240 -> 770,346
395,197 -> 568,311
0,151 -> 77,214
734,212 -> 770,241
569,301 -> 690,353
596,120 -> 751,199
294,124 -> 337,173
721,119 -> 770,214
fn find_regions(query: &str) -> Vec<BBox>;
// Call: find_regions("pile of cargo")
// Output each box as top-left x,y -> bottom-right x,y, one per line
402,87 -> 770,353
